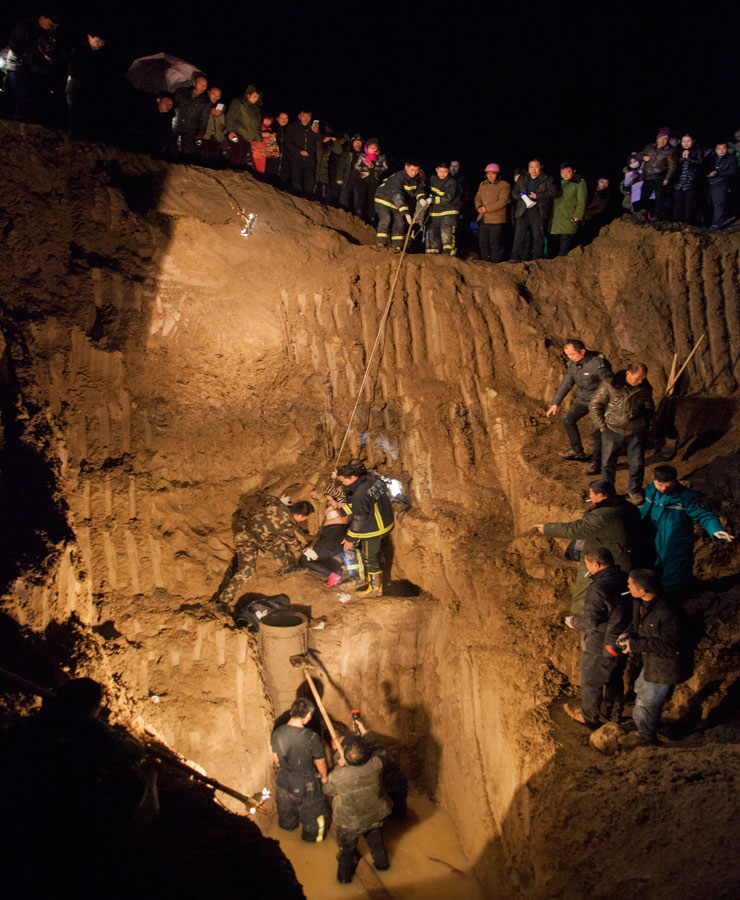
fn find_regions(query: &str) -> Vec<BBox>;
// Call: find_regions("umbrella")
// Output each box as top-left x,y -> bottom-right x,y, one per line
126,52 -> 204,95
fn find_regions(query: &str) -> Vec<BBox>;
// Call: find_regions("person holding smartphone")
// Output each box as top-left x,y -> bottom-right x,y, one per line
197,85 -> 226,164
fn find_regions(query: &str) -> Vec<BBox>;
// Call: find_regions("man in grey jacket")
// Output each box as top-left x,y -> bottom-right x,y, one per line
547,339 -> 612,474
324,736 -> 392,884
589,363 -> 654,504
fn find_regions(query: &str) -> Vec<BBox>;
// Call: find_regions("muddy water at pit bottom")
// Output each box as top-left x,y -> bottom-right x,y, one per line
261,794 -> 484,900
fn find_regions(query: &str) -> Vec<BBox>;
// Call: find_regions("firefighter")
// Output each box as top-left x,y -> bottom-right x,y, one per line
374,160 -> 424,250
337,460 -> 394,595
425,161 -> 461,255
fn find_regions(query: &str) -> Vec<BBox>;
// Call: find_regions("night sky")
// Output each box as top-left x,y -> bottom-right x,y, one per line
3,0 -> 739,184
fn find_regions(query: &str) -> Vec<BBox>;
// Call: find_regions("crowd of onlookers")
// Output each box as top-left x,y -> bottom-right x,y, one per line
2,11 -> 739,262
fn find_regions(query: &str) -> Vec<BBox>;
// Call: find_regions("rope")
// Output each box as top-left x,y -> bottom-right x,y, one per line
333,207 -> 429,469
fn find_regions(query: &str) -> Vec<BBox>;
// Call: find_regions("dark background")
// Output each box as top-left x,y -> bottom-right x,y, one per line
2,0 -> 739,183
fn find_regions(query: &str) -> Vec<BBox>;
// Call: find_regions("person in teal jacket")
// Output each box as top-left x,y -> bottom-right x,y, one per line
640,464 -> 733,591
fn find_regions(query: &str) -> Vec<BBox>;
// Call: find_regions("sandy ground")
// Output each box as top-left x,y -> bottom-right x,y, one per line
262,794 -> 483,900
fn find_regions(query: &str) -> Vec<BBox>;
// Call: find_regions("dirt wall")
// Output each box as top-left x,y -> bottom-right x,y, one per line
1,121 -> 739,897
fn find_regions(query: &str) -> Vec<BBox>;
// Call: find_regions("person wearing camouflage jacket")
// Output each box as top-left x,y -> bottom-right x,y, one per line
589,364 -> 654,502
218,495 -> 314,605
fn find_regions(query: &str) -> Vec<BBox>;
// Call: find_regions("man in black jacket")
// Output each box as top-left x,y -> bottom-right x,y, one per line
510,158 -> 556,261
8,9 -> 64,124
338,460 -> 394,595
286,109 -> 320,197
65,27 -> 112,141
618,568 -> 687,745
271,698 -> 329,842
547,339 -> 613,473
563,548 -> 631,727
173,74 -> 211,158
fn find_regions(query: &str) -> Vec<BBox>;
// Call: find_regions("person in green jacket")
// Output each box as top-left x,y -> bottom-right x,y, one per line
225,84 -> 262,168
549,163 -> 587,257
534,479 -> 641,613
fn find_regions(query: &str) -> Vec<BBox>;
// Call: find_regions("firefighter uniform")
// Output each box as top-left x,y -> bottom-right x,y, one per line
426,174 -> 461,255
374,168 -> 424,248
219,495 -> 305,604
342,474 -> 394,593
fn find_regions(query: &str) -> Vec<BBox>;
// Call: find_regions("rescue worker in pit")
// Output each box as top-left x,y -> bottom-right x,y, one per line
425,161 -> 462,255
271,698 -> 329,843
374,160 -> 424,250
216,494 -> 314,607
324,735 -> 392,884
337,460 -> 394,596
546,338 -> 613,475
640,464 -> 734,593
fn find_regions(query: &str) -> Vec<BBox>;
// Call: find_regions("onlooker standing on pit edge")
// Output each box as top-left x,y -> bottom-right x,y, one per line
267,112 -> 290,184
173,74 -> 211,158
549,163 -> 587,257
197,85 -> 226,164
65,27 -> 112,141
707,141 -> 738,229
225,84 -> 263,170
547,339 -> 612,475
672,134 -> 704,225
621,153 -> 643,212
638,126 -> 677,219
589,363 -> 654,505
475,163 -> 510,262
286,109 -> 321,197
510,158 -> 556,262
640,464 -> 733,593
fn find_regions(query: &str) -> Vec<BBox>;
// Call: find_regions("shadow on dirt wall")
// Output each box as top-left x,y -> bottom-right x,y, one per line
0,123 -> 177,593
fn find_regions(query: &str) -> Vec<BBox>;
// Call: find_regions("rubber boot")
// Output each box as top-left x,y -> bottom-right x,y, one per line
356,572 -> 382,596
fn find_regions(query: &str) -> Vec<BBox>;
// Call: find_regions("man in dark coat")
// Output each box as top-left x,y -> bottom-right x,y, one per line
639,126 -> 677,219
8,10 -> 64,124
563,548 -> 631,727
337,134 -> 365,213
130,91 -> 177,159
589,362 -> 654,504
338,460 -> 395,595
672,134 -> 704,225
173,74 -> 211,157
707,141 -> 739,229
510,158 -> 556,261
65,27 -> 113,141
618,569 -> 689,745
547,339 -> 613,473
324,736 -> 392,884
286,109 -> 320,197
535,479 -> 641,613
271,698 -> 329,842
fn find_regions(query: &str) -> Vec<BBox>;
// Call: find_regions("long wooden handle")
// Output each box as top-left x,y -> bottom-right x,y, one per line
304,671 -> 346,765
666,334 -> 705,397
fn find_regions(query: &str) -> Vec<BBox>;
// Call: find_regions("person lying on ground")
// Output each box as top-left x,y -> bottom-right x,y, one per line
299,487 -> 349,587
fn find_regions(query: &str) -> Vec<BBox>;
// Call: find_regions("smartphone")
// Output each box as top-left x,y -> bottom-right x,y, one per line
216,102 -> 224,111
312,119 -> 319,128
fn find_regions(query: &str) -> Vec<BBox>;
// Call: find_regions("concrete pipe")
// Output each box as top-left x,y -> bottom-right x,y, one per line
259,611 -> 308,715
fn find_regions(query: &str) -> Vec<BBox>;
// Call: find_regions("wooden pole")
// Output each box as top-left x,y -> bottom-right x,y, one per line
665,334 -> 705,398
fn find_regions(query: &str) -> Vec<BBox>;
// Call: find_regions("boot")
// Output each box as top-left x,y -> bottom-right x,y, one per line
356,572 -> 383,596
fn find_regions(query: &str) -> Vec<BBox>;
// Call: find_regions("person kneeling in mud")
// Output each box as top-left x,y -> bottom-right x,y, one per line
324,735 -> 392,884
299,488 -> 350,588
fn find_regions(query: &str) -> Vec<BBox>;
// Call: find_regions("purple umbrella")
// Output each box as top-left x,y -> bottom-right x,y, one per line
126,52 -> 204,95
